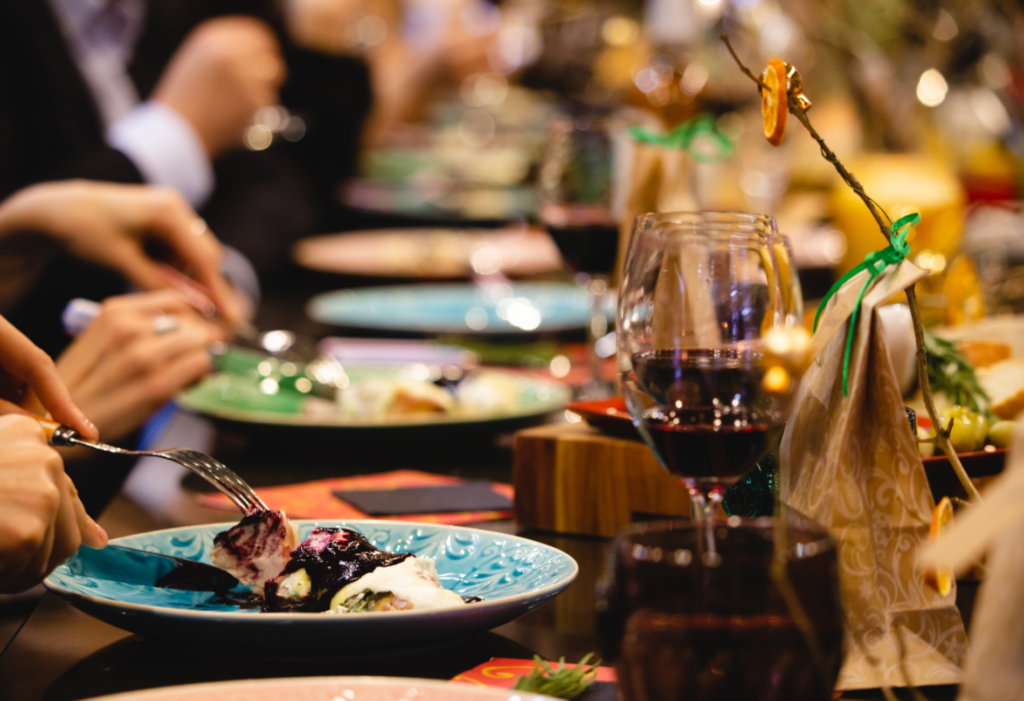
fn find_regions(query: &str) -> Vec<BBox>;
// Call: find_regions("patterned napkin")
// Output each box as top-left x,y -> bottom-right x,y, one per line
452,658 -> 618,701
197,469 -> 513,524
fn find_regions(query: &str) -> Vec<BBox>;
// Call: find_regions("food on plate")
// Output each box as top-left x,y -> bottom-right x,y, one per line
988,421 -> 1016,449
212,510 -> 300,589
332,372 -> 522,420
455,371 -> 522,415
957,341 -> 1011,369
976,358 -> 1024,420
923,497 -> 954,596
338,378 -> 454,418
212,511 -> 467,614
938,406 -> 989,453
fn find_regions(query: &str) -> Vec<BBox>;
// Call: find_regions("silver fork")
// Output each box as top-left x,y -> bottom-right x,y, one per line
38,419 -> 267,515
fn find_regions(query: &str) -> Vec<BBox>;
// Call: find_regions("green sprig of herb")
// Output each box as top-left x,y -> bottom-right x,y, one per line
511,653 -> 601,699
923,329 -> 990,416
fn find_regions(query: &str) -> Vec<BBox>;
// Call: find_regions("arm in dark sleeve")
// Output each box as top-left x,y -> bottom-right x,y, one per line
0,0 -> 145,201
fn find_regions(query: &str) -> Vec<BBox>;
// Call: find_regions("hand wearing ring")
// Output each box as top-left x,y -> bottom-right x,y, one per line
152,314 -> 180,335
56,291 -> 221,444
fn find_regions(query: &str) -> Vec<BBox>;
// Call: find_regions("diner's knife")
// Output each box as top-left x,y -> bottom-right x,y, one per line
70,544 -> 240,592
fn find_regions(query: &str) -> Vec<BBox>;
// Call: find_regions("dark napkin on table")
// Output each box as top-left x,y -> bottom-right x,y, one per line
333,481 -> 512,515
577,681 -> 619,701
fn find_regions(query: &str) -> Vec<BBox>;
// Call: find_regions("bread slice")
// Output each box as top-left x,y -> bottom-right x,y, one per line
958,341 -> 1012,369
977,358 -> 1024,420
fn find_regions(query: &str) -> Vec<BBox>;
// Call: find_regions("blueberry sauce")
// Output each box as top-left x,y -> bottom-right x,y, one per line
263,528 -> 411,612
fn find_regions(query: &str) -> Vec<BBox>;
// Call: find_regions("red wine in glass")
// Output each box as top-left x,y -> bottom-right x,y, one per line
540,202 -> 619,394
630,348 -> 783,488
546,220 -> 620,276
597,519 -> 844,701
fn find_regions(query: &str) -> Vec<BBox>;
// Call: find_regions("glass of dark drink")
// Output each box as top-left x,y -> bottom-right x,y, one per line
539,115 -> 621,396
597,517 -> 844,701
617,211 -> 803,523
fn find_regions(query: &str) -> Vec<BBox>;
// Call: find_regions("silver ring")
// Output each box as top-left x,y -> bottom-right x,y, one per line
153,314 -> 180,335
190,218 -> 209,237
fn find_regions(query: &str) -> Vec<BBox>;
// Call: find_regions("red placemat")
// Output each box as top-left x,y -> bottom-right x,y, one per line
197,469 -> 513,524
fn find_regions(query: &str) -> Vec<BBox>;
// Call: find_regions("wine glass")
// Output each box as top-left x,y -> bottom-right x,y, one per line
596,516 -> 844,700
617,211 -> 803,523
539,114 -> 622,396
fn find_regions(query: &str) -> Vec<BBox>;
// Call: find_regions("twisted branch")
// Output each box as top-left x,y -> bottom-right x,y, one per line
721,34 -> 981,503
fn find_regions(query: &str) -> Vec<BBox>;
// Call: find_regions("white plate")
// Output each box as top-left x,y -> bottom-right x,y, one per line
83,676 -> 558,701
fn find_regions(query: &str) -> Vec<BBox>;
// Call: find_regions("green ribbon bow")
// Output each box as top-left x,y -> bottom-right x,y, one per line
813,212 -> 920,396
627,114 -> 734,163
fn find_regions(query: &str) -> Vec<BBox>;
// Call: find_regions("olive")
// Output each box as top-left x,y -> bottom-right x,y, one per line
938,407 -> 985,453
989,421 -> 1016,450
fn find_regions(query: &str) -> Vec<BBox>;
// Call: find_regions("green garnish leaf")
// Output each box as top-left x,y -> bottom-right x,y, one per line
342,590 -> 389,612
511,653 -> 601,699
923,330 -> 991,416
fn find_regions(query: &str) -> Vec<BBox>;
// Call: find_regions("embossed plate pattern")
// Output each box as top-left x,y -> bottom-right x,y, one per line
45,521 -> 578,654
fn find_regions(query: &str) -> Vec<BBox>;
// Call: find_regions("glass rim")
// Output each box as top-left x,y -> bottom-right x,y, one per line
616,517 -> 836,562
634,210 -> 777,229
629,211 -> 784,248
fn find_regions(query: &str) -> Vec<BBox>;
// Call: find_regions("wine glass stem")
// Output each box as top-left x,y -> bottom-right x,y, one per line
586,275 -> 609,397
689,487 -> 723,555
689,488 -> 722,523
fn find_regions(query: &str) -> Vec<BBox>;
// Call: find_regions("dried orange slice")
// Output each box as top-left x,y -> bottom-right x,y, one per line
924,497 -> 954,596
762,58 -> 788,146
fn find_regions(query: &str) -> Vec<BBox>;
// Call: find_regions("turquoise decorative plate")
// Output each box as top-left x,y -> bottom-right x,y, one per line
45,521 -> 578,654
307,283 -> 611,335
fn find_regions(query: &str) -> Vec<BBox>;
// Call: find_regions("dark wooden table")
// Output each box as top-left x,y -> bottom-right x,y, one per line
0,419 -> 963,701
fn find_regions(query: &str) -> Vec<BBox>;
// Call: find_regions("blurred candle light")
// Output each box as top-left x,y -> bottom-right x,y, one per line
634,67 -> 659,93
680,62 -> 709,94
980,53 -> 1011,90
917,68 -> 948,107
932,9 -> 958,41
549,355 -> 571,378
602,16 -> 639,46
245,124 -> 273,151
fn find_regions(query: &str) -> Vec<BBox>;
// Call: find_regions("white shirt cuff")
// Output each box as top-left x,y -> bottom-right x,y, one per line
107,101 -> 215,208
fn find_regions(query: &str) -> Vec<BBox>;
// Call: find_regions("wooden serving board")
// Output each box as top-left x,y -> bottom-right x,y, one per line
513,423 -> 690,537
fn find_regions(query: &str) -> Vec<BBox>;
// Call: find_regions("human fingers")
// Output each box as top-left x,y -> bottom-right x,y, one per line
0,397 -> 32,417
54,291 -> 204,388
46,471 -> 83,571
142,192 -> 242,325
68,322 -> 213,431
0,316 -> 97,440
0,512 -> 55,593
70,339 -> 212,443
67,475 -> 107,550
89,322 -> 213,393
0,419 -> 61,591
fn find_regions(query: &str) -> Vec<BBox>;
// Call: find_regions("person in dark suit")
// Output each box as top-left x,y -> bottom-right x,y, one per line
0,0 -> 372,355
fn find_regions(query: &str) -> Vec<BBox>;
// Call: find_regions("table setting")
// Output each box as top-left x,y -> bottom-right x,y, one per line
11,5 -> 1024,701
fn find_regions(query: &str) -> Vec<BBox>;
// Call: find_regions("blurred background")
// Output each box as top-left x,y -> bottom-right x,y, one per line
276,0 -> 1024,335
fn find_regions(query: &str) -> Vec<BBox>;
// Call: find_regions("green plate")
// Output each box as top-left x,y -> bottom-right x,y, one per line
177,362 -> 570,433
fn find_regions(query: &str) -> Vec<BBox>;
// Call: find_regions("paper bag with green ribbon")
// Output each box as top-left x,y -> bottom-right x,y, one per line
614,115 -> 733,281
780,214 -> 968,690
